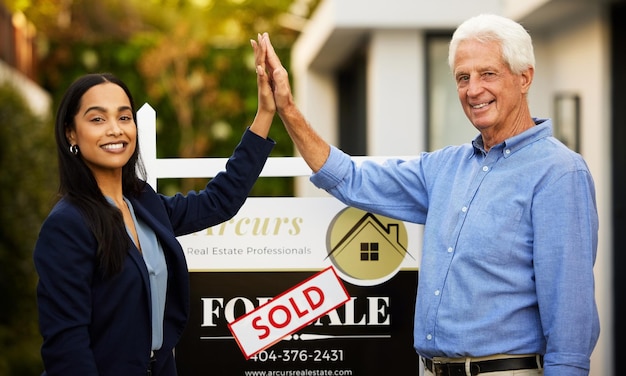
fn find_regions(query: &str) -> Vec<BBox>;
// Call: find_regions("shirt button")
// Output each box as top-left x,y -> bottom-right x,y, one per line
482,166 -> 489,172
434,290 -> 440,296
461,206 -> 467,212
427,334 -> 433,340
505,149 -> 511,154
447,247 -> 453,253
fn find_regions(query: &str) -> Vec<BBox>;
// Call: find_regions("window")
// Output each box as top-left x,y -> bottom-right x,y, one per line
360,242 -> 379,261
426,34 -> 476,150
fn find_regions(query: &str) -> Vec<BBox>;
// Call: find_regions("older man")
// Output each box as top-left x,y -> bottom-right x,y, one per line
254,13 -> 599,376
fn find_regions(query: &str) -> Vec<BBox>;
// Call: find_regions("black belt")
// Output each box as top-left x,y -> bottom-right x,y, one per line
423,355 -> 541,376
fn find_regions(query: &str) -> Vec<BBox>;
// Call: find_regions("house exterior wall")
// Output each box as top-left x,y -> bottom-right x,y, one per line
366,30 -> 424,155
291,1 -> 613,374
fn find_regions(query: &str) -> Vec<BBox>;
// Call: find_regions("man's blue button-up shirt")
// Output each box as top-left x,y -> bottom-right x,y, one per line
310,119 -> 599,376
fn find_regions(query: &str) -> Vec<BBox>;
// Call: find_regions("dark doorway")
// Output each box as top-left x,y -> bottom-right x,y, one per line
337,48 -> 367,156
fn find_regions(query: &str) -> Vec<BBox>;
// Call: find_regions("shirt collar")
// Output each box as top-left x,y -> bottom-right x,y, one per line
471,118 -> 553,158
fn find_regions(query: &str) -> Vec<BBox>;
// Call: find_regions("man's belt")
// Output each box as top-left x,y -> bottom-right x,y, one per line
423,355 -> 542,376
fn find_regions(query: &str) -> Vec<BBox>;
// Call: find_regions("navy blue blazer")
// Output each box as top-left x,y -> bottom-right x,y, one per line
34,130 -> 274,375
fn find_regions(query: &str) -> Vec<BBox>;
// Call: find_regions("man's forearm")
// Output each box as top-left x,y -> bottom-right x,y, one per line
278,104 -> 330,173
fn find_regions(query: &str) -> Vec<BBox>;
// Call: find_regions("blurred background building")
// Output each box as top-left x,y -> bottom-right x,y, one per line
0,3 -> 50,116
290,0 -> 623,375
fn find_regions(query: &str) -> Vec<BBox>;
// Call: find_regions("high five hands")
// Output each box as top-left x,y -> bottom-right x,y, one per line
250,32 -> 331,172
248,32 -> 296,138
250,33 -> 296,118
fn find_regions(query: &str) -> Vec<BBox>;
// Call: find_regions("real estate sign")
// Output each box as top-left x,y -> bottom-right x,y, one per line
175,197 -> 422,375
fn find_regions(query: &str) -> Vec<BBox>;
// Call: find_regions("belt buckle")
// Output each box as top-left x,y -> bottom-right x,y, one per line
432,359 -> 445,376
434,361 -> 466,376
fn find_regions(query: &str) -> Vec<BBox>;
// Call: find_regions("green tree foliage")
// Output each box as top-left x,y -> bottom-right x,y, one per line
6,0 -> 319,195
0,83 -> 55,375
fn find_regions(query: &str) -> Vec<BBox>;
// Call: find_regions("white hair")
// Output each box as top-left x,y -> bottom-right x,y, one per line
448,14 -> 535,75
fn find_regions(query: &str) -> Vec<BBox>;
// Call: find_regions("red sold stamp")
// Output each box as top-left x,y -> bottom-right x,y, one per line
228,266 -> 350,359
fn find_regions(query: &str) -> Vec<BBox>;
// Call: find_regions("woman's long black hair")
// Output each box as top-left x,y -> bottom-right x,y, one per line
55,73 -> 147,277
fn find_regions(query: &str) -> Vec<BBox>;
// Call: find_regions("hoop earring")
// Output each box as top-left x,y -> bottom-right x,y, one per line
69,144 -> 79,155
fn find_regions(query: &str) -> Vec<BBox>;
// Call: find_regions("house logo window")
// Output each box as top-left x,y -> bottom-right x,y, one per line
360,242 -> 379,261
326,207 -> 413,286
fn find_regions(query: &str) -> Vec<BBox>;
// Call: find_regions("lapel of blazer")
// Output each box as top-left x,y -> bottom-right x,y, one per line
124,197 -> 176,315
127,197 -> 186,270
125,229 -> 152,304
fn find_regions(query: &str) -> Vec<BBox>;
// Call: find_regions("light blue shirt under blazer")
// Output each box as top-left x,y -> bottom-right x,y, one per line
125,198 -> 168,352
310,119 -> 599,376
107,197 -> 168,352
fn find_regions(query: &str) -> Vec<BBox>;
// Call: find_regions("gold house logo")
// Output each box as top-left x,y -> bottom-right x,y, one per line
326,207 -> 413,286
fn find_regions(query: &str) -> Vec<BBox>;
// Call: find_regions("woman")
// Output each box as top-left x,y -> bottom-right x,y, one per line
34,34 -> 275,375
